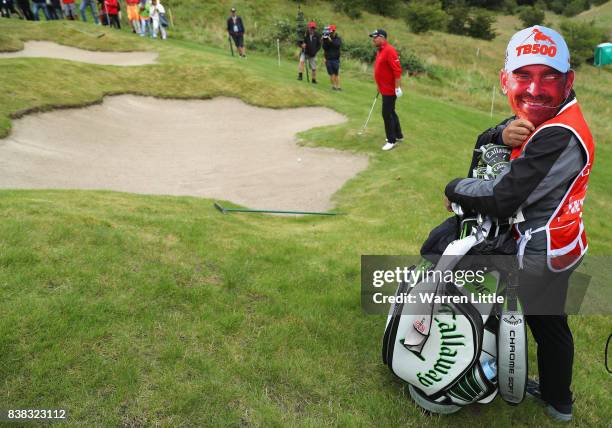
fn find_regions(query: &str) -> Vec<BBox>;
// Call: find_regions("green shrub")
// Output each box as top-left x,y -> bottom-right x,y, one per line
518,6 -> 546,27
396,47 -> 429,76
273,18 -> 294,42
466,9 -> 496,40
341,41 -> 429,76
563,0 -> 589,17
447,5 -> 470,35
404,0 -> 448,34
342,41 -> 377,63
360,0 -> 402,17
560,19 -> 607,67
334,0 -> 363,19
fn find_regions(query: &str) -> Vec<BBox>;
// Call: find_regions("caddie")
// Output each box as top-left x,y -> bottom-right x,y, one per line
444,26 -> 595,422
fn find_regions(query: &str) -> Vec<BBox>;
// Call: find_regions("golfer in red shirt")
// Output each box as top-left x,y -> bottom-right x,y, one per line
370,29 -> 404,151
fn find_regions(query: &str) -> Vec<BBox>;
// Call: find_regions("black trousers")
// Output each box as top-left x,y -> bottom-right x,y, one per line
519,266 -> 574,407
109,13 -> 120,29
16,0 -> 33,20
381,94 -> 403,144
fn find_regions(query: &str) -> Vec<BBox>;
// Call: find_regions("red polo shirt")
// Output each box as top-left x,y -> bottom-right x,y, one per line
374,41 -> 402,96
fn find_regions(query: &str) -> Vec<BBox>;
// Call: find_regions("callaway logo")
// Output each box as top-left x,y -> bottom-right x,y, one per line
482,145 -> 511,166
503,315 -> 523,326
416,305 -> 466,388
516,28 -> 557,58
491,162 -> 509,176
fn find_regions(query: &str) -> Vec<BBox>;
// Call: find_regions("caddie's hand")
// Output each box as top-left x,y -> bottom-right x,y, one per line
444,196 -> 452,212
395,87 -> 403,98
301,43 -> 306,48
502,119 -> 534,148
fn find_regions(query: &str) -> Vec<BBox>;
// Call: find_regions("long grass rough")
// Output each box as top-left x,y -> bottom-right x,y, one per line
0,9 -> 610,427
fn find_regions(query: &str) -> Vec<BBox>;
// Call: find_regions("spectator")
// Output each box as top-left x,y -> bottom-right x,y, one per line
150,0 -> 166,39
104,0 -> 119,28
16,0 -> 34,20
139,0 -> 151,37
298,21 -> 321,84
62,0 -> 77,20
1,0 -> 17,18
227,7 -> 246,58
46,0 -> 64,19
126,0 -> 140,33
80,0 -> 99,24
31,0 -> 50,20
321,25 -> 342,91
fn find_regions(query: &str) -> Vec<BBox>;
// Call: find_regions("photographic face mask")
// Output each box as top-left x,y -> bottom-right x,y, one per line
500,64 -> 573,127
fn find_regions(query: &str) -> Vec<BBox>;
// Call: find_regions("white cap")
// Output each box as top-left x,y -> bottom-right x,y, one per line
504,26 -> 570,73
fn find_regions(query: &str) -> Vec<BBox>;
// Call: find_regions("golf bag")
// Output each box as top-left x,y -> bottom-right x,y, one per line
382,144 -> 528,413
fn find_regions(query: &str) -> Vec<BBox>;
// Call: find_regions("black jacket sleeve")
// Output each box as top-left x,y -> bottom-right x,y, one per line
446,127 -> 578,218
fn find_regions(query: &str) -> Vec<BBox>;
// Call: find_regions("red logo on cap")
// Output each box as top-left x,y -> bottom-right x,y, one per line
531,28 -> 556,46
515,29 -> 558,58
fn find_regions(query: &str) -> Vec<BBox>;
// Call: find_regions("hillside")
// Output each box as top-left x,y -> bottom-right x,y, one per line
575,0 -> 612,29
161,0 -> 611,146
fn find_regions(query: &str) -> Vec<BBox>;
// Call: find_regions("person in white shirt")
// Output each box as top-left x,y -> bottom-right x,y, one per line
150,0 -> 167,40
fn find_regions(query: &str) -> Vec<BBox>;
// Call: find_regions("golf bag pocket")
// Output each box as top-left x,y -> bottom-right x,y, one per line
383,279 -> 485,401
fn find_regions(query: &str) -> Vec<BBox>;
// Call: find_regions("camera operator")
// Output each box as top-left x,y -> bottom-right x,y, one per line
321,25 -> 342,91
297,21 -> 321,84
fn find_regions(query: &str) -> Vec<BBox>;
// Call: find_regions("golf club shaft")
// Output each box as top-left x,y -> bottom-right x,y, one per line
361,92 -> 379,132
304,48 -> 310,83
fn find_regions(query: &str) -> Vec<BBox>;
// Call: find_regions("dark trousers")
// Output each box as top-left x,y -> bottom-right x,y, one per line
382,94 -> 403,144
108,13 -> 120,29
17,0 -> 33,19
526,314 -> 574,407
519,265 -> 574,407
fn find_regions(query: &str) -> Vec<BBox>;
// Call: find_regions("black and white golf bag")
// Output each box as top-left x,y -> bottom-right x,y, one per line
382,144 -> 528,413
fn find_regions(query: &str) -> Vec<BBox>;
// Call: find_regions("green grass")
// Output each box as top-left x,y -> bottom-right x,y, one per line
0,16 -> 611,427
575,0 -> 612,30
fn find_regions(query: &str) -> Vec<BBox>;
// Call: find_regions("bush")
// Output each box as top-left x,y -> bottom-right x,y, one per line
396,47 -> 428,75
342,41 -> 377,63
563,0 -> 589,17
334,0 -> 363,19
404,1 -> 448,34
447,5 -> 470,35
518,6 -> 546,27
365,0 -> 401,17
341,41 -> 428,76
560,20 -> 607,67
467,9 -> 496,40
273,18 -> 294,42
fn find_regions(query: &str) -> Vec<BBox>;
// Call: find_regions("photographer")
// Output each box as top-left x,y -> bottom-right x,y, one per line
321,25 -> 342,91
297,21 -> 320,84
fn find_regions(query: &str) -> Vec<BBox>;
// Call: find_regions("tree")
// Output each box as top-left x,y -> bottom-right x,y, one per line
560,19 -> 606,67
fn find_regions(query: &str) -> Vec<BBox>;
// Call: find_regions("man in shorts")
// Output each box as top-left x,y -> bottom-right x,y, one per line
227,7 -> 246,58
298,21 -> 321,84
321,25 -> 342,91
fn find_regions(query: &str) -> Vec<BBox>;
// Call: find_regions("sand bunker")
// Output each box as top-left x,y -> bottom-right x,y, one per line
0,41 -> 157,66
0,95 -> 368,211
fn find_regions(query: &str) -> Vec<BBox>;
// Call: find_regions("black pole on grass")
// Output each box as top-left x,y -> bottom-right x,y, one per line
228,36 -> 234,57
214,202 -> 341,216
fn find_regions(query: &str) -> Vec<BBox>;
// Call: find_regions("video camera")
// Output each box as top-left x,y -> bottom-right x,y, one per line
322,27 -> 331,39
